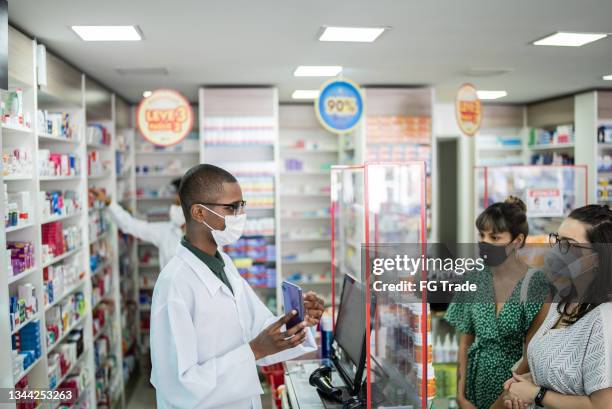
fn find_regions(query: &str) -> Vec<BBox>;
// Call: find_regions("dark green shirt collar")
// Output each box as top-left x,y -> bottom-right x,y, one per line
181,237 -> 233,294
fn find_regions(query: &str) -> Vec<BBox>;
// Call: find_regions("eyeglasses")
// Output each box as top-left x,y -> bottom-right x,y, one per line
548,233 -> 592,254
198,200 -> 246,216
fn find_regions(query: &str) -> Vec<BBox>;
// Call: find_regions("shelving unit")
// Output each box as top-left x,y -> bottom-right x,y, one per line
355,87 -> 437,242
199,87 -> 280,312
1,26 -> 130,409
475,105 -> 527,167
277,104 -> 340,307
594,92 -> 612,204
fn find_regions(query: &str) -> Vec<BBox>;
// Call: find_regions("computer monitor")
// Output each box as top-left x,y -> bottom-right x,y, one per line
332,274 -> 371,396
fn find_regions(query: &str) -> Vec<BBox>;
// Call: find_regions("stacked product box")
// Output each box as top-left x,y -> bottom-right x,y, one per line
39,190 -> 81,219
48,328 -> 84,389
4,187 -> 32,228
38,150 -> 80,177
37,111 -> 76,140
2,147 -> 33,178
41,222 -> 81,261
6,241 -> 35,276
86,124 -> 111,146
46,292 -> 86,348
43,262 -> 83,306
12,320 -> 42,378
9,283 -> 38,332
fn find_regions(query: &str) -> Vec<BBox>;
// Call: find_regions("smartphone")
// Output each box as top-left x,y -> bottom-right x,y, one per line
282,281 -> 304,330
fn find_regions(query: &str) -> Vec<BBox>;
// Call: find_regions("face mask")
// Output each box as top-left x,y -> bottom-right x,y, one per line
479,241 -> 511,267
199,205 -> 246,246
169,204 -> 185,227
544,246 -> 598,297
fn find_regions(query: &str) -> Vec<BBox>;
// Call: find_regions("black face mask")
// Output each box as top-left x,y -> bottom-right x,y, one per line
479,241 -> 510,267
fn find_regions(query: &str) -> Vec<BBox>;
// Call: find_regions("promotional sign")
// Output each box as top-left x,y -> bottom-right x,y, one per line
315,78 -> 363,134
455,83 -> 482,136
136,89 -> 194,146
526,188 -> 564,217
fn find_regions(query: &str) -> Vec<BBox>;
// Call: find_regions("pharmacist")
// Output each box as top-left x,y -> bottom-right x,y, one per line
150,164 -> 325,409
99,179 -> 185,268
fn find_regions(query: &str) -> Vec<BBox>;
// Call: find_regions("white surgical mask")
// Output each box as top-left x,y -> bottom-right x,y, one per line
199,205 -> 246,246
169,204 -> 186,227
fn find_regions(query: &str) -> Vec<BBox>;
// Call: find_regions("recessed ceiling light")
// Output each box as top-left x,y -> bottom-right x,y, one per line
143,90 -> 152,98
71,25 -> 142,41
294,66 -> 343,77
319,26 -> 386,43
477,90 -> 508,100
533,32 -> 607,47
603,74 -> 612,81
292,90 -> 320,100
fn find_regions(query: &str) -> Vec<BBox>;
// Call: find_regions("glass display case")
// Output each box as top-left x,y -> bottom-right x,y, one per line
331,162 -> 431,409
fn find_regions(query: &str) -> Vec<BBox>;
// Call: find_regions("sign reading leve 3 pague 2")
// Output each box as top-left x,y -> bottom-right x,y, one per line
455,83 -> 482,137
315,79 -> 364,134
137,89 -> 194,146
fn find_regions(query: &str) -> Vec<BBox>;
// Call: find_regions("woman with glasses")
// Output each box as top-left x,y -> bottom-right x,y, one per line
446,197 -> 550,409
503,204 -> 612,409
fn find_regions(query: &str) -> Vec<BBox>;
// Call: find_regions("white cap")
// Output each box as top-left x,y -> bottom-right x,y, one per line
321,315 -> 333,331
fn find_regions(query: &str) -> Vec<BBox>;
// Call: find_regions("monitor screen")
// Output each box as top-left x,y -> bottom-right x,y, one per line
334,274 -> 366,370
0,0 -> 7,91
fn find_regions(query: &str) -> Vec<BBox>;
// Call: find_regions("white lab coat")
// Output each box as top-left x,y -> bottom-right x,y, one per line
150,243 -> 317,409
108,202 -> 182,268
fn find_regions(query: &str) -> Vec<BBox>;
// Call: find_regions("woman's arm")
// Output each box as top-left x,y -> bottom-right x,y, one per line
457,332 -> 477,409
506,379 -> 612,409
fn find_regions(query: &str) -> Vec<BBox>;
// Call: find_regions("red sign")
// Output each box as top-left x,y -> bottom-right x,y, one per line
136,89 -> 194,146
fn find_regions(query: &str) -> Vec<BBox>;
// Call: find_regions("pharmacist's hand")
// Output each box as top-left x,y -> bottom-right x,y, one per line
457,396 -> 477,409
249,310 -> 307,360
303,291 -> 324,327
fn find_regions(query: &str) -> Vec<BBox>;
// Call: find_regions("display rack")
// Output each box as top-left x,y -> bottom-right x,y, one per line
475,105 -> 527,167
1,26 -> 129,409
199,87 -> 280,312
331,162 -> 431,409
354,88 -> 436,242
595,92 -> 612,205
278,104 -> 342,308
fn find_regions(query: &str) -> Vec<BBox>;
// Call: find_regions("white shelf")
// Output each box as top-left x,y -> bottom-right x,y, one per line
52,349 -> 89,391
39,134 -> 80,144
89,231 -> 110,245
2,123 -> 32,133
13,356 -> 43,384
8,266 -> 39,284
281,171 -> 329,176
93,319 -> 112,341
11,312 -> 40,335
3,174 -> 33,181
136,196 -> 175,201
136,150 -> 199,155
477,146 -> 523,152
5,222 -> 35,233
41,248 -> 81,269
282,236 -> 331,242
41,212 -> 82,224
282,259 -> 332,265
280,147 -> 338,153
87,142 -> 111,150
45,280 -> 87,312
281,215 -> 330,220
88,172 -> 112,180
529,143 -> 575,151
136,173 -> 185,178
39,175 -> 81,181
47,314 -> 88,354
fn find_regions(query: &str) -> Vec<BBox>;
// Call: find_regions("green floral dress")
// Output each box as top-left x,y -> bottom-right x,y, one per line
445,268 -> 549,409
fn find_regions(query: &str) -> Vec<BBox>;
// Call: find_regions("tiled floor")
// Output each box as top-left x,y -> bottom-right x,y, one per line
126,376 -> 276,409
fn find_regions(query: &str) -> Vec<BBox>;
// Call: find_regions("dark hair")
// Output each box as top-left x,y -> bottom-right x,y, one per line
475,196 -> 529,246
558,204 -> 612,324
171,178 -> 181,193
178,164 -> 238,223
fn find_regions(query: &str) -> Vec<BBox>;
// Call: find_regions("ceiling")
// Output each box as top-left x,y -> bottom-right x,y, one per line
9,0 -> 612,104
